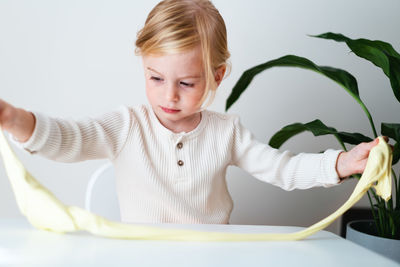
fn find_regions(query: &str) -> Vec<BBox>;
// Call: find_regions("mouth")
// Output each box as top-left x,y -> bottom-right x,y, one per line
160,106 -> 181,114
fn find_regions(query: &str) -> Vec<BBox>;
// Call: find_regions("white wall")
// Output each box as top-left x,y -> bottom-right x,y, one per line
0,0 -> 399,235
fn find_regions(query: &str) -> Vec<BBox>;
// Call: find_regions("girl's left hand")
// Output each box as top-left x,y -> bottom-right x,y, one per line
335,137 -> 389,179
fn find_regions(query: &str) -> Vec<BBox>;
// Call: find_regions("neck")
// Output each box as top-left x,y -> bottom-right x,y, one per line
158,112 -> 202,134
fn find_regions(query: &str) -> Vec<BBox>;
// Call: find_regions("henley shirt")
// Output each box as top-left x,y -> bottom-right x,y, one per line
20,104 -> 342,224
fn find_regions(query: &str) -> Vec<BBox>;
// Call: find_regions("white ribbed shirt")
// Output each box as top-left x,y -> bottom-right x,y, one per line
20,104 -> 341,224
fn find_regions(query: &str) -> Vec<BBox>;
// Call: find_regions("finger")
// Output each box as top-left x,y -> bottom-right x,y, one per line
370,137 -> 379,147
361,138 -> 379,154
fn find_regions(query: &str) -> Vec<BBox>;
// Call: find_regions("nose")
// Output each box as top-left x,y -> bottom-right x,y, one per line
165,83 -> 179,102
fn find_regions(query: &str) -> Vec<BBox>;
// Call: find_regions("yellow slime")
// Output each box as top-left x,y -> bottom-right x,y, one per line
0,127 -> 392,241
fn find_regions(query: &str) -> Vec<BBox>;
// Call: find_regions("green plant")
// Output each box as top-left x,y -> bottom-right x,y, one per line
225,32 -> 400,240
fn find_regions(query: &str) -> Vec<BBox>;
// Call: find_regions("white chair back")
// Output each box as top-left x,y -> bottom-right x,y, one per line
85,163 -> 121,221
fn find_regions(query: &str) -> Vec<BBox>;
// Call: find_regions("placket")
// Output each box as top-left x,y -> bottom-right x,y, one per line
171,134 -> 187,182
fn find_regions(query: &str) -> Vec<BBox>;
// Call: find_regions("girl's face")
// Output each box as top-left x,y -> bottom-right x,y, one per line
142,46 -> 210,133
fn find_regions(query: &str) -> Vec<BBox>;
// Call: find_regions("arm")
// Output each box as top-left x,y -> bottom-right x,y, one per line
0,98 -> 35,142
22,108 -> 132,162
231,117 -> 342,191
1,98 -> 132,162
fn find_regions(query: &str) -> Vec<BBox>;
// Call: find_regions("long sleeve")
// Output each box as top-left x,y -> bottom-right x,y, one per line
230,116 -> 342,191
11,105 -> 343,224
19,107 -> 132,162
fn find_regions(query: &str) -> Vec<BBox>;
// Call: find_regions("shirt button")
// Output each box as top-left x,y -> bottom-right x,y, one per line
177,160 -> 184,166
177,142 -> 183,149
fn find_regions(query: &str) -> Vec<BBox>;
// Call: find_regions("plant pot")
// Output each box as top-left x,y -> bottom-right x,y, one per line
346,220 -> 400,263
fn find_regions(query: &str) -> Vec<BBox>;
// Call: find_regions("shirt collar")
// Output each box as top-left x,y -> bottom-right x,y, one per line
145,104 -> 208,141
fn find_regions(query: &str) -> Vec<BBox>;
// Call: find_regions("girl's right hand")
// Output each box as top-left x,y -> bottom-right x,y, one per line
0,98 -> 35,142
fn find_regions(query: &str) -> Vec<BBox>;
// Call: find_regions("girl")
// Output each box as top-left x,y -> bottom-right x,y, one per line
0,0 -> 381,224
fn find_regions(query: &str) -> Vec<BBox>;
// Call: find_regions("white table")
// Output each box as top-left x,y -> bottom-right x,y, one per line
0,218 -> 398,266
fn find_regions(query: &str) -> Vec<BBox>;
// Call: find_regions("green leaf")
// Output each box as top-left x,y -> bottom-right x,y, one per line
382,123 -> 400,141
393,143 -> 400,165
381,123 -> 400,164
388,55 -> 400,102
312,32 -> 400,103
268,119 -> 372,149
225,55 -> 361,111
224,55 -> 378,138
312,32 -> 351,42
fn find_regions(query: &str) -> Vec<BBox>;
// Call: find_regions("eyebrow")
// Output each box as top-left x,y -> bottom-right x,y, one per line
147,67 -> 202,79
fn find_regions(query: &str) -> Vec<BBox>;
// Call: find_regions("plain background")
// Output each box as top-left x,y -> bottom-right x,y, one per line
0,0 -> 399,235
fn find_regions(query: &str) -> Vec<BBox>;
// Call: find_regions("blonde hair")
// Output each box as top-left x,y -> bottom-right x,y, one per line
135,0 -> 231,108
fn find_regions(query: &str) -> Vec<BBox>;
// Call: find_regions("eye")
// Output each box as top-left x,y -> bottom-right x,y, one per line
150,76 -> 163,82
180,81 -> 194,87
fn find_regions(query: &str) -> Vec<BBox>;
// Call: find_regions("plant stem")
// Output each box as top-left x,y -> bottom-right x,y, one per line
354,170 -> 385,236
343,88 -> 378,138
368,186 -> 387,236
367,190 -> 383,236
378,201 -> 386,236
357,100 -> 378,138
388,199 -> 395,237
334,135 -> 347,151
383,201 -> 388,236
394,170 -> 399,209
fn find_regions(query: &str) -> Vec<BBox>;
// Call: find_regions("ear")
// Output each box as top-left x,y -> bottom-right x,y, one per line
214,65 -> 226,86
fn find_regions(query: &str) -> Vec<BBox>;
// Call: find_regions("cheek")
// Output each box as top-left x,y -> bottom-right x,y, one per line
145,82 -> 157,102
185,88 -> 205,106
193,84 -> 207,101
194,91 -> 205,102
